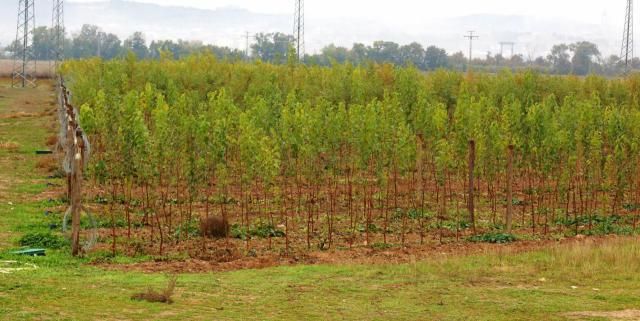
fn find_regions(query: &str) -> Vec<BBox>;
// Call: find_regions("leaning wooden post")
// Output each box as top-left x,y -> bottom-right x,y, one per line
506,145 -> 514,234
71,129 -> 85,256
468,140 -> 476,233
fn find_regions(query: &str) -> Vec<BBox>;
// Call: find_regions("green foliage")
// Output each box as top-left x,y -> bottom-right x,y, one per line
468,233 -> 517,244
19,232 -> 69,249
230,223 -> 285,240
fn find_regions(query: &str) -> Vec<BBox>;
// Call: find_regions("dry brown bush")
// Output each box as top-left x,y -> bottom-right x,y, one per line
131,275 -> 177,304
200,216 -> 230,239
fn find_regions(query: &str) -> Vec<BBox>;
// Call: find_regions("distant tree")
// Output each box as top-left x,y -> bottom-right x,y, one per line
424,46 -> 449,70
369,41 -> 401,64
97,31 -> 122,59
33,27 -> 54,60
124,32 -> 149,59
399,42 -> 426,68
350,43 -> 368,64
321,44 -> 350,64
251,33 -> 293,63
547,44 -> 571,75
72,24 -> 101,58
569,41 -> 600,75
533,56 -> 547,67
449,51 -> 467,70
509,54 -> 525,66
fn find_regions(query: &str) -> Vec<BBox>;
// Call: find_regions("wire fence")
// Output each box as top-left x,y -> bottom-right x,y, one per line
56,76 -> 96,256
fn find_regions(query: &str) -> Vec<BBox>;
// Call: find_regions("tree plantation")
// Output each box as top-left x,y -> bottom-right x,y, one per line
60,54 -> 640,257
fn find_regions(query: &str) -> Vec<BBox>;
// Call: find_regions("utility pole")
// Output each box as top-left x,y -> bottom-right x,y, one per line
12,0 -> 37,88
621,0 -> 634,73
293,0 -> 305,61
464,31 -> 479,71
245,31 -> 250,61
51,0 -> 65,74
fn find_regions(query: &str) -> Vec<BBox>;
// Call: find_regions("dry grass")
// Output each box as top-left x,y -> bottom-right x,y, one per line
45,135 -> 58,147
0,141 -> 20,152
0,59 -> 54,78
544,237 -> 640,279
35,155 -> 59,172
0,111 -> 39,119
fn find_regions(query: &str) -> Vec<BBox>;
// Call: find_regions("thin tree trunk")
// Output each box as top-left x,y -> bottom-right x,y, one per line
506,145 -> 514,233
468,140 -> 476,233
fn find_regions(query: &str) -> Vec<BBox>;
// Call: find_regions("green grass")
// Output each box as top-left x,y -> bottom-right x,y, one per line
1,239 -> 640,320
1,81 -> 639,320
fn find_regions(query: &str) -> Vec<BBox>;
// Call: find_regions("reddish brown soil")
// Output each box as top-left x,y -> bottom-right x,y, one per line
95,233 -> 620,274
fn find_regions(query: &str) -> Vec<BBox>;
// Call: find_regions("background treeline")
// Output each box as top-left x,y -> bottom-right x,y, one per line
61,56 -> 640,255
1,24 -> 635,76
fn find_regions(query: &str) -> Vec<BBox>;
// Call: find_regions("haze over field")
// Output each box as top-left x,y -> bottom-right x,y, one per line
0,0 -> 624,57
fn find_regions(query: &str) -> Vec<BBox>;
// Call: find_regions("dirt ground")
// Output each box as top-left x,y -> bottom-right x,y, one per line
566,310 -> 640,320
97,233 -> 622,274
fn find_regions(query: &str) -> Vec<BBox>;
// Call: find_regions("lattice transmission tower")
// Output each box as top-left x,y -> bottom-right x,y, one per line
621,0 -> 634,73
51,0 -> 65,73
12,0 -> 37,88
293,0 -> 305,61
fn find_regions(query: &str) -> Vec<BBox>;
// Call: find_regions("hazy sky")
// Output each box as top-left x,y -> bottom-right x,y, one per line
72,0 -> 618,25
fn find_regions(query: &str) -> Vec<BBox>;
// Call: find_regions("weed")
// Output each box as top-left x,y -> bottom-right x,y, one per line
231,222 -> 285,240
131,275 -> 177,304
19,232 -> 68,249
468,233 -> 517,244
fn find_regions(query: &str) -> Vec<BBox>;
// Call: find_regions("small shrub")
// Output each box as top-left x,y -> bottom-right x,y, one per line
357,223 -> 383,233
231,222 -> 285,240
173,221 -> 201,240
371,242 -> 395,250
200,216 -> 229,239
468,233 -> 517,244
392,208 -> 433,221
131,275 -> 177,304
19,232 -> 68,249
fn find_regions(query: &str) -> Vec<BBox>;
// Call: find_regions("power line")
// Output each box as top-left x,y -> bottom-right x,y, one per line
621,0 -> 634,73
293,0 -> 305,60
464,31 -> 479,70
12,0 -> 37,88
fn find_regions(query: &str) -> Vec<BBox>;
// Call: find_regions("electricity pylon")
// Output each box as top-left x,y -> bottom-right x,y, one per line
293,0 -> 305,61
51,0 -> 65,73
12,0 -> 37,88
622,0 -> 634,73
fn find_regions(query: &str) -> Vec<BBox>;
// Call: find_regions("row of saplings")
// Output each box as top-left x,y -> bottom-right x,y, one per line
198,213 -> 518,246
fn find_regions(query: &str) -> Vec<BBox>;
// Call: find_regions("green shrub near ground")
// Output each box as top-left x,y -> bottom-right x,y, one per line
18,231 -> 68,249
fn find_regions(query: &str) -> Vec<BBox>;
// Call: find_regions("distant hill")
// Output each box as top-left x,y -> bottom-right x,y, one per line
0,0 -> 618,57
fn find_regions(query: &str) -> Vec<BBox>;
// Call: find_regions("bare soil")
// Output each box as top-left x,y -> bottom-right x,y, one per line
566,310 -> 640,320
